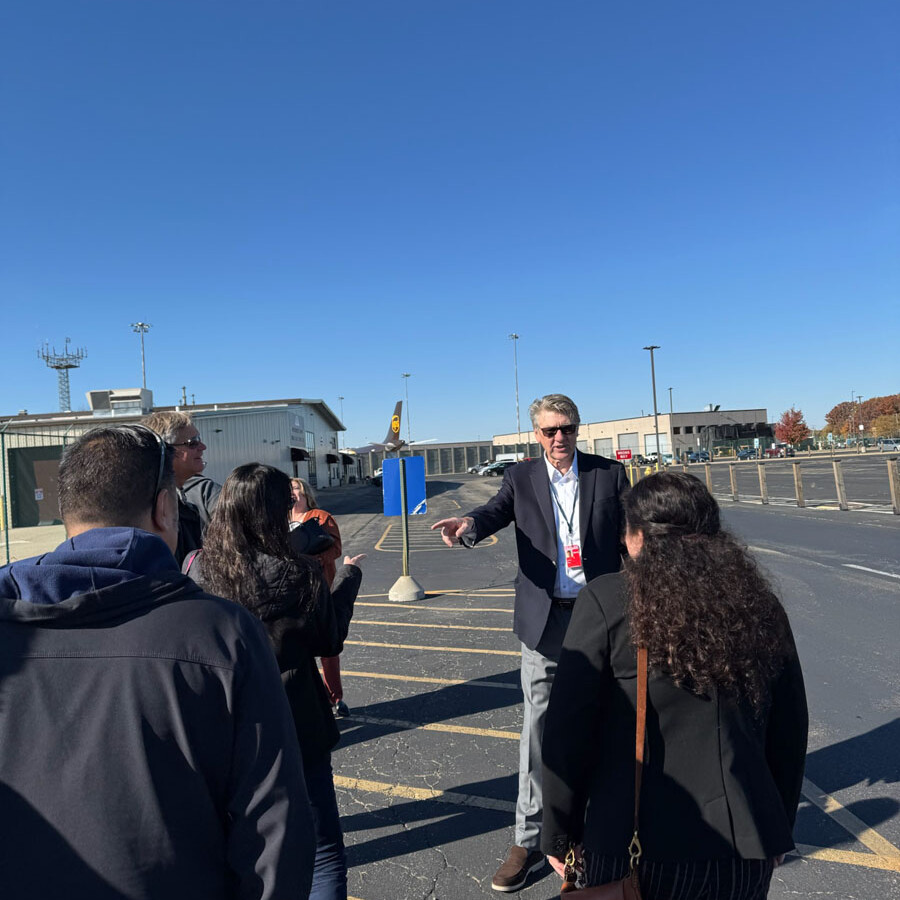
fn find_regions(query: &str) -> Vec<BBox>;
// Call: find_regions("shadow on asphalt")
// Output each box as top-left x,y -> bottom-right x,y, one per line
336,669 -> 522,752
790,717 -> 900,860
341,774 -> 518,868
321,479 -> 466,516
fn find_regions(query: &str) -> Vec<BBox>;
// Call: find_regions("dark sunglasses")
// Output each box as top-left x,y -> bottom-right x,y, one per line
171,435 -> 203,448
539,424 -> 578,438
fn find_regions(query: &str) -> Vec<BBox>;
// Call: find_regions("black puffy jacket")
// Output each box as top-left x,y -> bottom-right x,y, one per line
191,552 -> 361,765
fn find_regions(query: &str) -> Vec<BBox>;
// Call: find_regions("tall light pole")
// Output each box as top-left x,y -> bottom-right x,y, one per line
643,345 -> 661,467
509,333 -> 521,450
668,386 -> 674,461
131,322 -> 151,389
401,373 -> 412,446
338,395 -> 345,448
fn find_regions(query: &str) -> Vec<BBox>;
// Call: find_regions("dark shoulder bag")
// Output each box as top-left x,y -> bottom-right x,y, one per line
288,519 -> 335,556
560,646 -> 647,900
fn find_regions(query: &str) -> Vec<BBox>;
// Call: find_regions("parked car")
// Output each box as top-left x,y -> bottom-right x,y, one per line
737,448 -> 758,460
468,461 -> 492,474
687,450 -> 710,463
880,439 -> 900,453
480,460 -> 517,477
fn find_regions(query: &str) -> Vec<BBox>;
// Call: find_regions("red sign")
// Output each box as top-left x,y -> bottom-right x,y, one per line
615,449 -> 633,461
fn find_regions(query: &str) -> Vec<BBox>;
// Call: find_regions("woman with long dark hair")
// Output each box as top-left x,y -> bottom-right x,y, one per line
187,464 -> 364,900
541,471 -> 807,899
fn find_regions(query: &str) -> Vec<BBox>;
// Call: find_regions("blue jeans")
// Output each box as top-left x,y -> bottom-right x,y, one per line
305,755 -> 347,900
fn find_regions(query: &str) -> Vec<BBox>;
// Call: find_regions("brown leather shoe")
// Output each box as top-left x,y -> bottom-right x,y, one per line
491,846 -> 546,892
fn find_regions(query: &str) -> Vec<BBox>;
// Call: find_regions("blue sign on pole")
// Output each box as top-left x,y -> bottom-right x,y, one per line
382,456 -> 427,516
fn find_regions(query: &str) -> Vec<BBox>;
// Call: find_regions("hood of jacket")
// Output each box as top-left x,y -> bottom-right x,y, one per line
0,527 -> 181,608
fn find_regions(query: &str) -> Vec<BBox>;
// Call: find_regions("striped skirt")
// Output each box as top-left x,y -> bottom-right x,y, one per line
585,853 -> 775,900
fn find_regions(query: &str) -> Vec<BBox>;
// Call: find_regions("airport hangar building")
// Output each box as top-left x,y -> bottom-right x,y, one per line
1,389 -> 768,528
0,389 -> 351,528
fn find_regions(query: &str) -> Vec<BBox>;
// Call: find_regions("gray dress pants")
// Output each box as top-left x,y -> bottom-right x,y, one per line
515,603 -> 573,849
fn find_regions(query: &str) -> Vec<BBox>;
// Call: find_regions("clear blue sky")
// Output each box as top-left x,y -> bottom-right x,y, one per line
2,2 -> 897,445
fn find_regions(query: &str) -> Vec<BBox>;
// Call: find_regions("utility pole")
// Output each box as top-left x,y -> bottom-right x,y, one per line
644,345 -> 661,467
509,333 -> 521,451
401,374 -> 412,445
131,322 -> 151,389
338,395 -> 345,449
668,386 -> 675,461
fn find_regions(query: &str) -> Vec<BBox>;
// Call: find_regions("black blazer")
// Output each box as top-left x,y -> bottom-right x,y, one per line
541,572 -> 808,862
464,452 -> 629,650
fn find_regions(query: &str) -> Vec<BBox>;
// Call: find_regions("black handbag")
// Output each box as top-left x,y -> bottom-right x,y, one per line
289,519 -> 335,556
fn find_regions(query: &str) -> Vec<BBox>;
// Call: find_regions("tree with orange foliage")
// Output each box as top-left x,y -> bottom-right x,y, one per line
774,407 -> 810,445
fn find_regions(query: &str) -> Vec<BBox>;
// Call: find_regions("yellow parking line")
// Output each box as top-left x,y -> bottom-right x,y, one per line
374,523 -> 498,551
334,775 -> 515,813
357,590 -> 514,599
344,639 -> 520,657
351,713 -> 519,741
802,777 -> 900,858
352,619 -> 509,632
795,845 -> 900,873
332,669 -> 520,690
357,602 -> 513,613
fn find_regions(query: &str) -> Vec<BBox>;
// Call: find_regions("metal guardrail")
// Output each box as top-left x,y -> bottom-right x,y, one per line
627,457 -> 900,515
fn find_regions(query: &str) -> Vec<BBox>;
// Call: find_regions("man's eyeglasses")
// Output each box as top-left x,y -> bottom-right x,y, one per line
171,435 -> 203,448
118,424 -> 167,499
539,424 -> 578,438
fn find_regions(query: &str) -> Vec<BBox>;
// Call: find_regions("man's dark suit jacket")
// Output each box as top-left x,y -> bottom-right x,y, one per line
464,451 -> 629,650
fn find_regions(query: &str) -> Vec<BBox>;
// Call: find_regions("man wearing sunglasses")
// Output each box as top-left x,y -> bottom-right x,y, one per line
0,424 -> 314,899
432,393 -> 629,893
143,411 -> 221,564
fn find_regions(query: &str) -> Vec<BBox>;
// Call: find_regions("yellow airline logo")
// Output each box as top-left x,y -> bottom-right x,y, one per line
391,415 -> 400,434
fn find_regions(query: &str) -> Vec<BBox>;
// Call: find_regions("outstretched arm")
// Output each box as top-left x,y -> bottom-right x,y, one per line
430,516 -> 475,547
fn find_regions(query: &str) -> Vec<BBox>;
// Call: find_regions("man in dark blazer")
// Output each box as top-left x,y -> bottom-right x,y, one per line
432,393 -> 629,892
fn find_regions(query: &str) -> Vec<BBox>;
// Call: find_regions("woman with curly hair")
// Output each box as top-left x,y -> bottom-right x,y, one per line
541,471 -> 807,899
185,464 -> 364,900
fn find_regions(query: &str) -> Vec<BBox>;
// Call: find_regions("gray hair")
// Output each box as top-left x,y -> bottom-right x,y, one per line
141,411 -> 194,444
529,394 -> 580,427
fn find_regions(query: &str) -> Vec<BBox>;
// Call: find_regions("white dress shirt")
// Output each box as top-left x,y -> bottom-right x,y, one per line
545,454 -> 585,599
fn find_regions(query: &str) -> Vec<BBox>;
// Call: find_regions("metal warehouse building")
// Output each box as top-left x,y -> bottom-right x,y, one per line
1,389 -> 350,528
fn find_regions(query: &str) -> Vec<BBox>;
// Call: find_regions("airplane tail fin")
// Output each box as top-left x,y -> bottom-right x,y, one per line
384,401 -> 403,445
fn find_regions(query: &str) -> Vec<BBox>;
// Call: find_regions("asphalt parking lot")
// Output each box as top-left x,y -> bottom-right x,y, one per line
3,469 -> 897,898
322,473 -> 900,900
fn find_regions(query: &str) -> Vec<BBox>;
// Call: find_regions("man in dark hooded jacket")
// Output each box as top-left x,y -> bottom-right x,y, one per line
0,424 -> 314,900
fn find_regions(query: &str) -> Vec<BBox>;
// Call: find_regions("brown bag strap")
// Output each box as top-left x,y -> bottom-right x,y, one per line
629,646 -> 649,869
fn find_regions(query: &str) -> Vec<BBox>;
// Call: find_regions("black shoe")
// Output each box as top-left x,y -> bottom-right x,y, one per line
332,700 -> 350,718
491,846 -> 545,892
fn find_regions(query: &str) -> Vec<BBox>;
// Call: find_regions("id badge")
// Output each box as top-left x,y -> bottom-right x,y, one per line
564,542 -> 582,569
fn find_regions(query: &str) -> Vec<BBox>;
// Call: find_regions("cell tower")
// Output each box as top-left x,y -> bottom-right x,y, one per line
38,338 -> 87,412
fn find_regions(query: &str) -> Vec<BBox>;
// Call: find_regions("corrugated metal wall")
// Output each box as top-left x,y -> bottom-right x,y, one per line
193,409 -> 293,484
